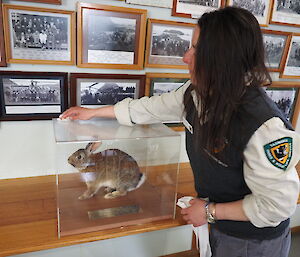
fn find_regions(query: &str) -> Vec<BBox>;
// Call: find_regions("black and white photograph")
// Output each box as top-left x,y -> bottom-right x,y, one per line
11,13 -> 68,52
287,42 -> 300,67
262,31 -> 288,70
152,82 -> 186,96
178,0 -> 218,8
0,72 -> 68,121
146,19 -> 194,68
79,81 -> 138,106
264,87 -> 298,120
3,78 -> 61,106
146,75 -> 189,96
70,74 -> 146,107
78,3 -> 147,69
227,0 -> 271,25
151,24 -> 191,58
126,0 -> 173,9
87,15 -> 136,65
282,36 -> 300,78
232,0 -> 266,16
173,0 -> 222,18
3,5 -> 75,64
276,0 -> 300,15
270,0 -> 300,26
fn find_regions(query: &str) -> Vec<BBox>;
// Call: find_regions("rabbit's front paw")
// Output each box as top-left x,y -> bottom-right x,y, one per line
78,191 -> 94,200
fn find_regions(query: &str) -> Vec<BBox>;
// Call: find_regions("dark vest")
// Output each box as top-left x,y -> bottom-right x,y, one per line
185,86 -> 293,240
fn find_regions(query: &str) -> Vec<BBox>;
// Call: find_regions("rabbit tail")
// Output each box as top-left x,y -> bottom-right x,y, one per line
128,173 -> 146,192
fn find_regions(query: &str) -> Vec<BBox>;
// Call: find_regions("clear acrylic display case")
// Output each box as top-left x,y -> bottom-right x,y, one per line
53,118 -> 181,237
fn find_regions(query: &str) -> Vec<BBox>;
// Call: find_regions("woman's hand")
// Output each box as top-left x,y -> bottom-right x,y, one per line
181,198 -> 207,227
60,106 -> 96,120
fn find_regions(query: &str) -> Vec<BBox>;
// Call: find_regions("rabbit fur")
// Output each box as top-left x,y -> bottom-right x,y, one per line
68,142 -> 145,200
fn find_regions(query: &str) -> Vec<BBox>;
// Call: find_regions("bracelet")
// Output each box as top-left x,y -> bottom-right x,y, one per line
205,201 -> 217,224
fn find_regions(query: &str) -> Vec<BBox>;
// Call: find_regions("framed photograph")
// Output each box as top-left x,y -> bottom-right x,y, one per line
77,3 -> 147,70
146,72 -> 190,131
270,0 -> 300,27
262,29 -> 291,72
15,0 -> 61,5
172,0 -> 225,19
145,72 -> 190,96
0,0 -> 7,67
280,34 -> 300,79
264,81 -> 300,127
126,0 -> 173,9
145,19 -> 195,69
2,4 -> 75,65
0,71 -> 68,121
70,73 -> 146,107
226,0 -> 272,26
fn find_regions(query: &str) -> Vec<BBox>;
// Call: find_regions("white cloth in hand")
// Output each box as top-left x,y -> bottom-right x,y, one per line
177,196 -> 212,257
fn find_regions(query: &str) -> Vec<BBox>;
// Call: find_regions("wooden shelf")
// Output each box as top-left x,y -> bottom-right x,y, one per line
0,162 -> 299,257
0,163 -> 196,257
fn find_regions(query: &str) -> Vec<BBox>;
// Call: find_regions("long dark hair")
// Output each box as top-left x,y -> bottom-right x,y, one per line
184,7 -> 271,154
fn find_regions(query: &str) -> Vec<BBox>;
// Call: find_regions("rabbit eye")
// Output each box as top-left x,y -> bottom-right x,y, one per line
77,155 -> 82,160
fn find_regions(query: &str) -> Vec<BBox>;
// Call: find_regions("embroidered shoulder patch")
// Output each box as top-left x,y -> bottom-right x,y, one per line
264,137 -> 293,170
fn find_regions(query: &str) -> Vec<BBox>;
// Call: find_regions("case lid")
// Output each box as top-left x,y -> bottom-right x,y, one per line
53,118 -> 180,143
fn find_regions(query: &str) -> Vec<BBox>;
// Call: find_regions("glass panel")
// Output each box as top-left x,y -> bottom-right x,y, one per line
53,118 -> 179,142
54,119 -> 181,237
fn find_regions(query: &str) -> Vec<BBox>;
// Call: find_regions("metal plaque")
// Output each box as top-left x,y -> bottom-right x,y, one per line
88,205 -> 141,220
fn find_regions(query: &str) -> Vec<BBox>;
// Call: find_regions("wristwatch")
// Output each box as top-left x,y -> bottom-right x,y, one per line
205,201 -> 217,224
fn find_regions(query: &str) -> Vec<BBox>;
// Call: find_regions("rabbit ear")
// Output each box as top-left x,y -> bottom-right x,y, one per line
85,142 -> 102,154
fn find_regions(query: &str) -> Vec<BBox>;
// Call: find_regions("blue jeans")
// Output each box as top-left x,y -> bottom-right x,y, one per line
209,226 -> 291,257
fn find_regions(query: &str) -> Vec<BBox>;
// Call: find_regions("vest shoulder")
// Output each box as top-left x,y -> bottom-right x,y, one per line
239,87 -> 291,128
232,87 -> 293,148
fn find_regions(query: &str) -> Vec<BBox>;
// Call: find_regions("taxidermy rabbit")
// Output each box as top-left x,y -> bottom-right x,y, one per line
68,142 -> 146,200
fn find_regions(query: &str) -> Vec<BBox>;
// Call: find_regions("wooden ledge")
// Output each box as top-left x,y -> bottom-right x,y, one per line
0,162 -> 299,257
0,163 -> 196,257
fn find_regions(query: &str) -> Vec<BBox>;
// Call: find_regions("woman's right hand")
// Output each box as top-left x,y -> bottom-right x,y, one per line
59,106 -> 96,120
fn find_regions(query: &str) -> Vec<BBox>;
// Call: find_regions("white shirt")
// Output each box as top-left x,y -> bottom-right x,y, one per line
114,80 -> 300,227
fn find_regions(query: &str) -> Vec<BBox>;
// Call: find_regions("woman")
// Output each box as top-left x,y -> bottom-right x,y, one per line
61,7 -> 300,257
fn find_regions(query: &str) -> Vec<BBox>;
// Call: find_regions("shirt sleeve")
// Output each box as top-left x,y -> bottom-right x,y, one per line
114,80 -> 191,126
242,117 -> 300,228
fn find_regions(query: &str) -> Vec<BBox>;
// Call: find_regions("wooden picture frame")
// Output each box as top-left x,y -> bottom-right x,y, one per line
145,19 -> 195,69
266,81 -> 300,128
262,29 -> 292,72
126,0 -> 173,9
280,34 -> 300,79
0,71 -> 68,121
0,0 -> 7,67
77,3 -> 147,70
15,0 -> 61,5
226,0 -> 272,26
146,72 -> 190,131
2,4 -> 75,65
172,0 -> 225,19
270,0 -> 300,27
70,73 -> 146,107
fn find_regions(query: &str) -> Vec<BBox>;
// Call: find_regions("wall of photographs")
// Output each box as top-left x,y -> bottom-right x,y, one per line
0,0 -> 299,125
0,0 -> 299,181
0,0 -> 299,127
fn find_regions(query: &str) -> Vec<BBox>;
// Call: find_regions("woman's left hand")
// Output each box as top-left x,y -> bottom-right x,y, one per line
181,198 -> 207,227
